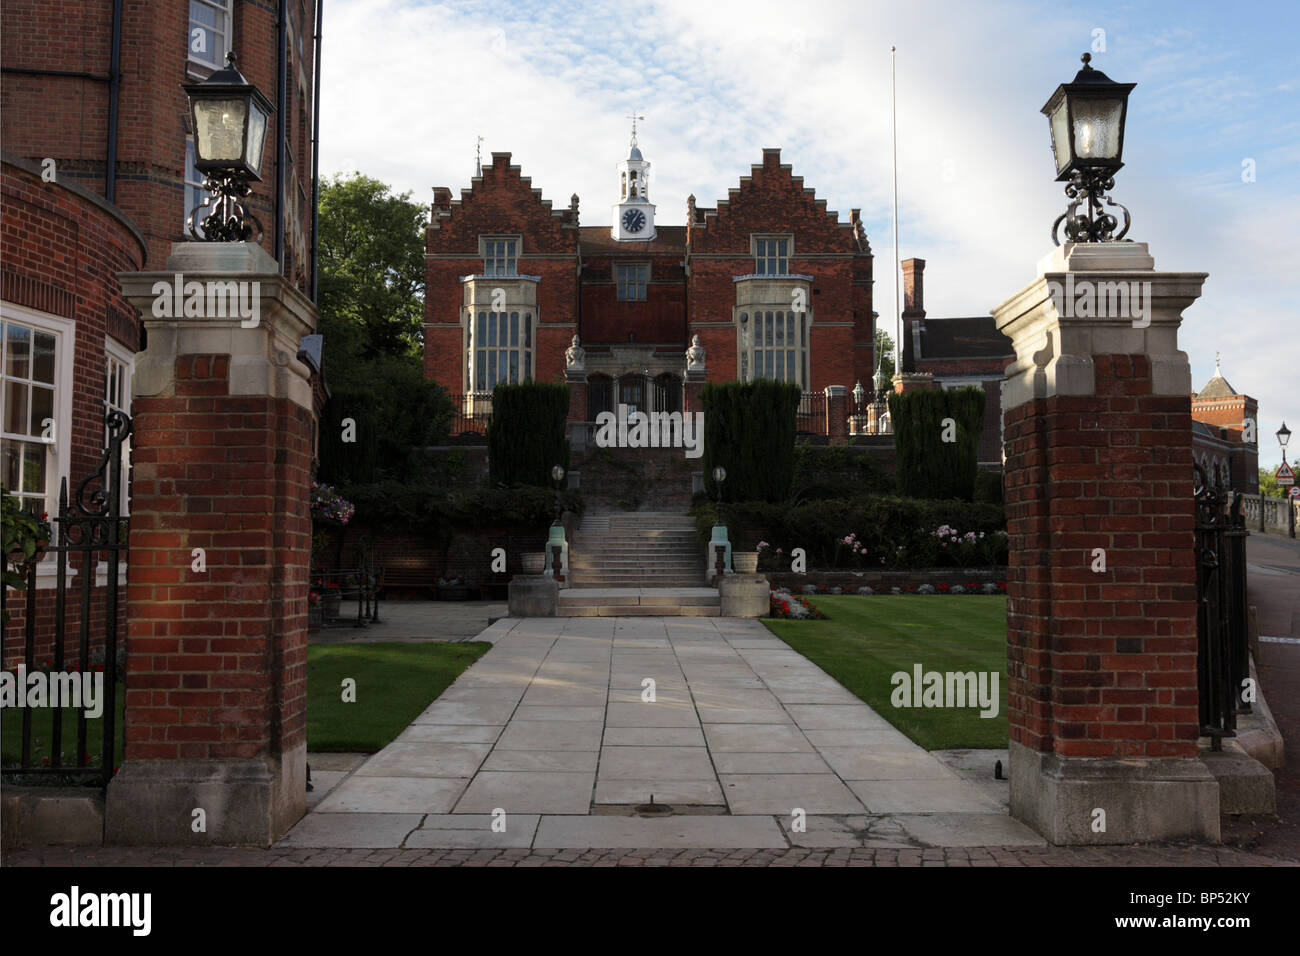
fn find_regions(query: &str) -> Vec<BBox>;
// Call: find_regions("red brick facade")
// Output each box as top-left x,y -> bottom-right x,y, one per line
425,148 -> 874,399
1004,354 -> 1200,759
1,0 -> 317,287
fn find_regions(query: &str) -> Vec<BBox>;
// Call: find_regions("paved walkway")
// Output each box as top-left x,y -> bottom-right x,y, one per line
282,616 -> 1042,850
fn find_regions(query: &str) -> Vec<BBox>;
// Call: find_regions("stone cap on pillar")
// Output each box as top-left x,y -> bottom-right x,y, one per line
992,242 -> 1207,411
118,241 -> 318,411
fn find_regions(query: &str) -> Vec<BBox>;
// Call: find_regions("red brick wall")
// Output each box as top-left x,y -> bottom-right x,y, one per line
1004,354 -> 1200,760
580,252 -> 685,345
1,0 -> 316,291
125,355 -> 312,761
426,154 -> 579,393
688,149 -> 870,388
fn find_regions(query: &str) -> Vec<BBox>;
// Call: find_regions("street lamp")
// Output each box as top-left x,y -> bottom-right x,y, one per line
551,465 -> 566,523
182,51 -> 275,242
852,381 -> 866,409
1042,52 -> 1136,245
1278,421 -> 1291,463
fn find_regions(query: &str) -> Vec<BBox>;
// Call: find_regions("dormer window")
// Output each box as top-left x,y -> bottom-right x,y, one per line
753,236 -> 791,276
480,237 -> 518,276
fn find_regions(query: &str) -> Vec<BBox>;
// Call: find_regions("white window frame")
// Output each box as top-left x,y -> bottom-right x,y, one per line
738,307 -> 808,386
478,236 -> 520,277
1,303 -> 75,523
615,262 -> 649,301
467,308 -> 534,392
104,338 -> 134,517
751,235 -> 792,276
188,0 -> 234,70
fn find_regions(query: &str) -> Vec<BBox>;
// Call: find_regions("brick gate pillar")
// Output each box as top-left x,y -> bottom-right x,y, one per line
106,242 -> 316,845
824,385 -> 849,444
993,241 -> 1218,844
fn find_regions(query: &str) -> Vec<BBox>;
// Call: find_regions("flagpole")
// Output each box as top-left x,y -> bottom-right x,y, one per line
891,45 -> 901,378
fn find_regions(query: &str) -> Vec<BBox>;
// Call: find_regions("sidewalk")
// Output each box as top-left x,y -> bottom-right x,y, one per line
282,616 -> 1040,851
1243,532 -> 1300,861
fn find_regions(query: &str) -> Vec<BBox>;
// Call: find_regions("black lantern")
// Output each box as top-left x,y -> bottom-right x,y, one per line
1278,421 -> 1292,461
182,52 -> 275,242
1042,53 -> 1136,245
551,465 -> 566,523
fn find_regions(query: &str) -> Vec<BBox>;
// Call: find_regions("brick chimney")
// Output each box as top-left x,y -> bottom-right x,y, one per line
900,258 -> 926,371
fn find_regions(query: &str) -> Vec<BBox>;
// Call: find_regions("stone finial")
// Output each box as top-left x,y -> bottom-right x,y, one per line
565,334 -> 585,370
687,193 -> 697,225
570,193 -> 580,226
686,334 -> 706,370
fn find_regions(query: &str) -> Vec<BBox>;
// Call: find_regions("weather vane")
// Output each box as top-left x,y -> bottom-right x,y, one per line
627,111 -> 644,148
475,135 -> 484,176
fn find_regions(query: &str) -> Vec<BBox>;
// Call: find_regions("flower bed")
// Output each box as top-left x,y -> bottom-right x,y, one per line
769,588 -> 824,619
765,568 -> 1007,594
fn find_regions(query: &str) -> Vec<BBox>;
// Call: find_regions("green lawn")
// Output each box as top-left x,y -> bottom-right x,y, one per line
307,642 -> 490,752
0,680 -> 125,771
764,596 -> 1008,750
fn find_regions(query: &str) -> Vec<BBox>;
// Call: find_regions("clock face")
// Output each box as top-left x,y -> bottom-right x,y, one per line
622,208 -> 646,233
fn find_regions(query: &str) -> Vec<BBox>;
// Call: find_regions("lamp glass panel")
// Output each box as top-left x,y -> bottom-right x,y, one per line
195,97 -> 248,162
245,103 -> 269,174
1071,96 -> 1123,161
1049,100 -> 1071,174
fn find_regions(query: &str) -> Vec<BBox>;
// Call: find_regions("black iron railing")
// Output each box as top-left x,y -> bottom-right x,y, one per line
797,391 -> 826,435
1,412 -> 130,786
448,392 -> 492,442
1194,466 -> 1250,749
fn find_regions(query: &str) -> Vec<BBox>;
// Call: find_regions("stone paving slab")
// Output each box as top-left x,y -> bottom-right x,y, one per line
315,775 -> 470,814
719,774 -> 867,814
593,779 -> 727,805
281,617 -> 1055,849
279,812 -> 423,848
847,778 -> 1003,813
533,815 -> 788,849
405,814 -> 541,849
454,771 -> 595,814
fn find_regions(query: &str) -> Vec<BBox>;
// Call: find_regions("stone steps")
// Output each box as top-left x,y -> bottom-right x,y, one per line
570,510 -> 703,589
556,587 -> 721,617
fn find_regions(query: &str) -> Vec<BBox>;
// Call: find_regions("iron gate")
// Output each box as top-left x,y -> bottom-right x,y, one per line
1193,464 -> 1250,749
1,411 -> 130,786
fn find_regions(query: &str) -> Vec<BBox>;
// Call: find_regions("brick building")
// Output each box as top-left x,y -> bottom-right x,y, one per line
900,258 -> 1013,468
425,139 -> 877,415
2,0 -> 319,662
1190,359 -> 1259,494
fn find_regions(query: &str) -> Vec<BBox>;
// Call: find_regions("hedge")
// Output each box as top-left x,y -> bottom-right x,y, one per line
340,481 -> 582,536
702,379 -> 801,503
696,495 -> 1007,569
888,387 -> 985,501
487,382 -> 570,487
318,363 -> 453,484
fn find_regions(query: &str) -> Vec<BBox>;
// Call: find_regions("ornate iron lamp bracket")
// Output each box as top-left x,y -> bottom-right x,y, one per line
1052,167 -> 1131,245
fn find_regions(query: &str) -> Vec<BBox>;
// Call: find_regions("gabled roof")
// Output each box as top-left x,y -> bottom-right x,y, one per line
1196,373 -> 1239,399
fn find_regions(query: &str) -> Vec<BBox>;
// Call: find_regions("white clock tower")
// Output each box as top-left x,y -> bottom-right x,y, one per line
611,115 -> 656,241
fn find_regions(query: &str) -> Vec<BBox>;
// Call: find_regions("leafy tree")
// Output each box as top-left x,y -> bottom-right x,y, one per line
317,172 -> 428,370
874,329 -> 896,384
1259,466 -> 1287,499
315,173 -> 451,483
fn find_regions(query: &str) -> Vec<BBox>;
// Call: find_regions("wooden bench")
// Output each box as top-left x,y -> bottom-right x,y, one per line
378,567 -> 437,598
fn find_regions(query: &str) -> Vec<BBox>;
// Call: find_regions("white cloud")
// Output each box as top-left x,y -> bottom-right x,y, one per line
320,0 -> 1299,439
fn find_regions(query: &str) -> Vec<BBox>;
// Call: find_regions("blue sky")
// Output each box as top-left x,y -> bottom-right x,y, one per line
320,0 -> 1299,466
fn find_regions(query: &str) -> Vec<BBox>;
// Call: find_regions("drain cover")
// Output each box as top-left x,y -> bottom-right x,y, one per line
635,796 -> 673,816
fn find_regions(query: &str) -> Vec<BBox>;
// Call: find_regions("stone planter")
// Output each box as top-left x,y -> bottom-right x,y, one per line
733,551 -> 758,573
521,553 -> 546,574
322,592 -> 341,619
